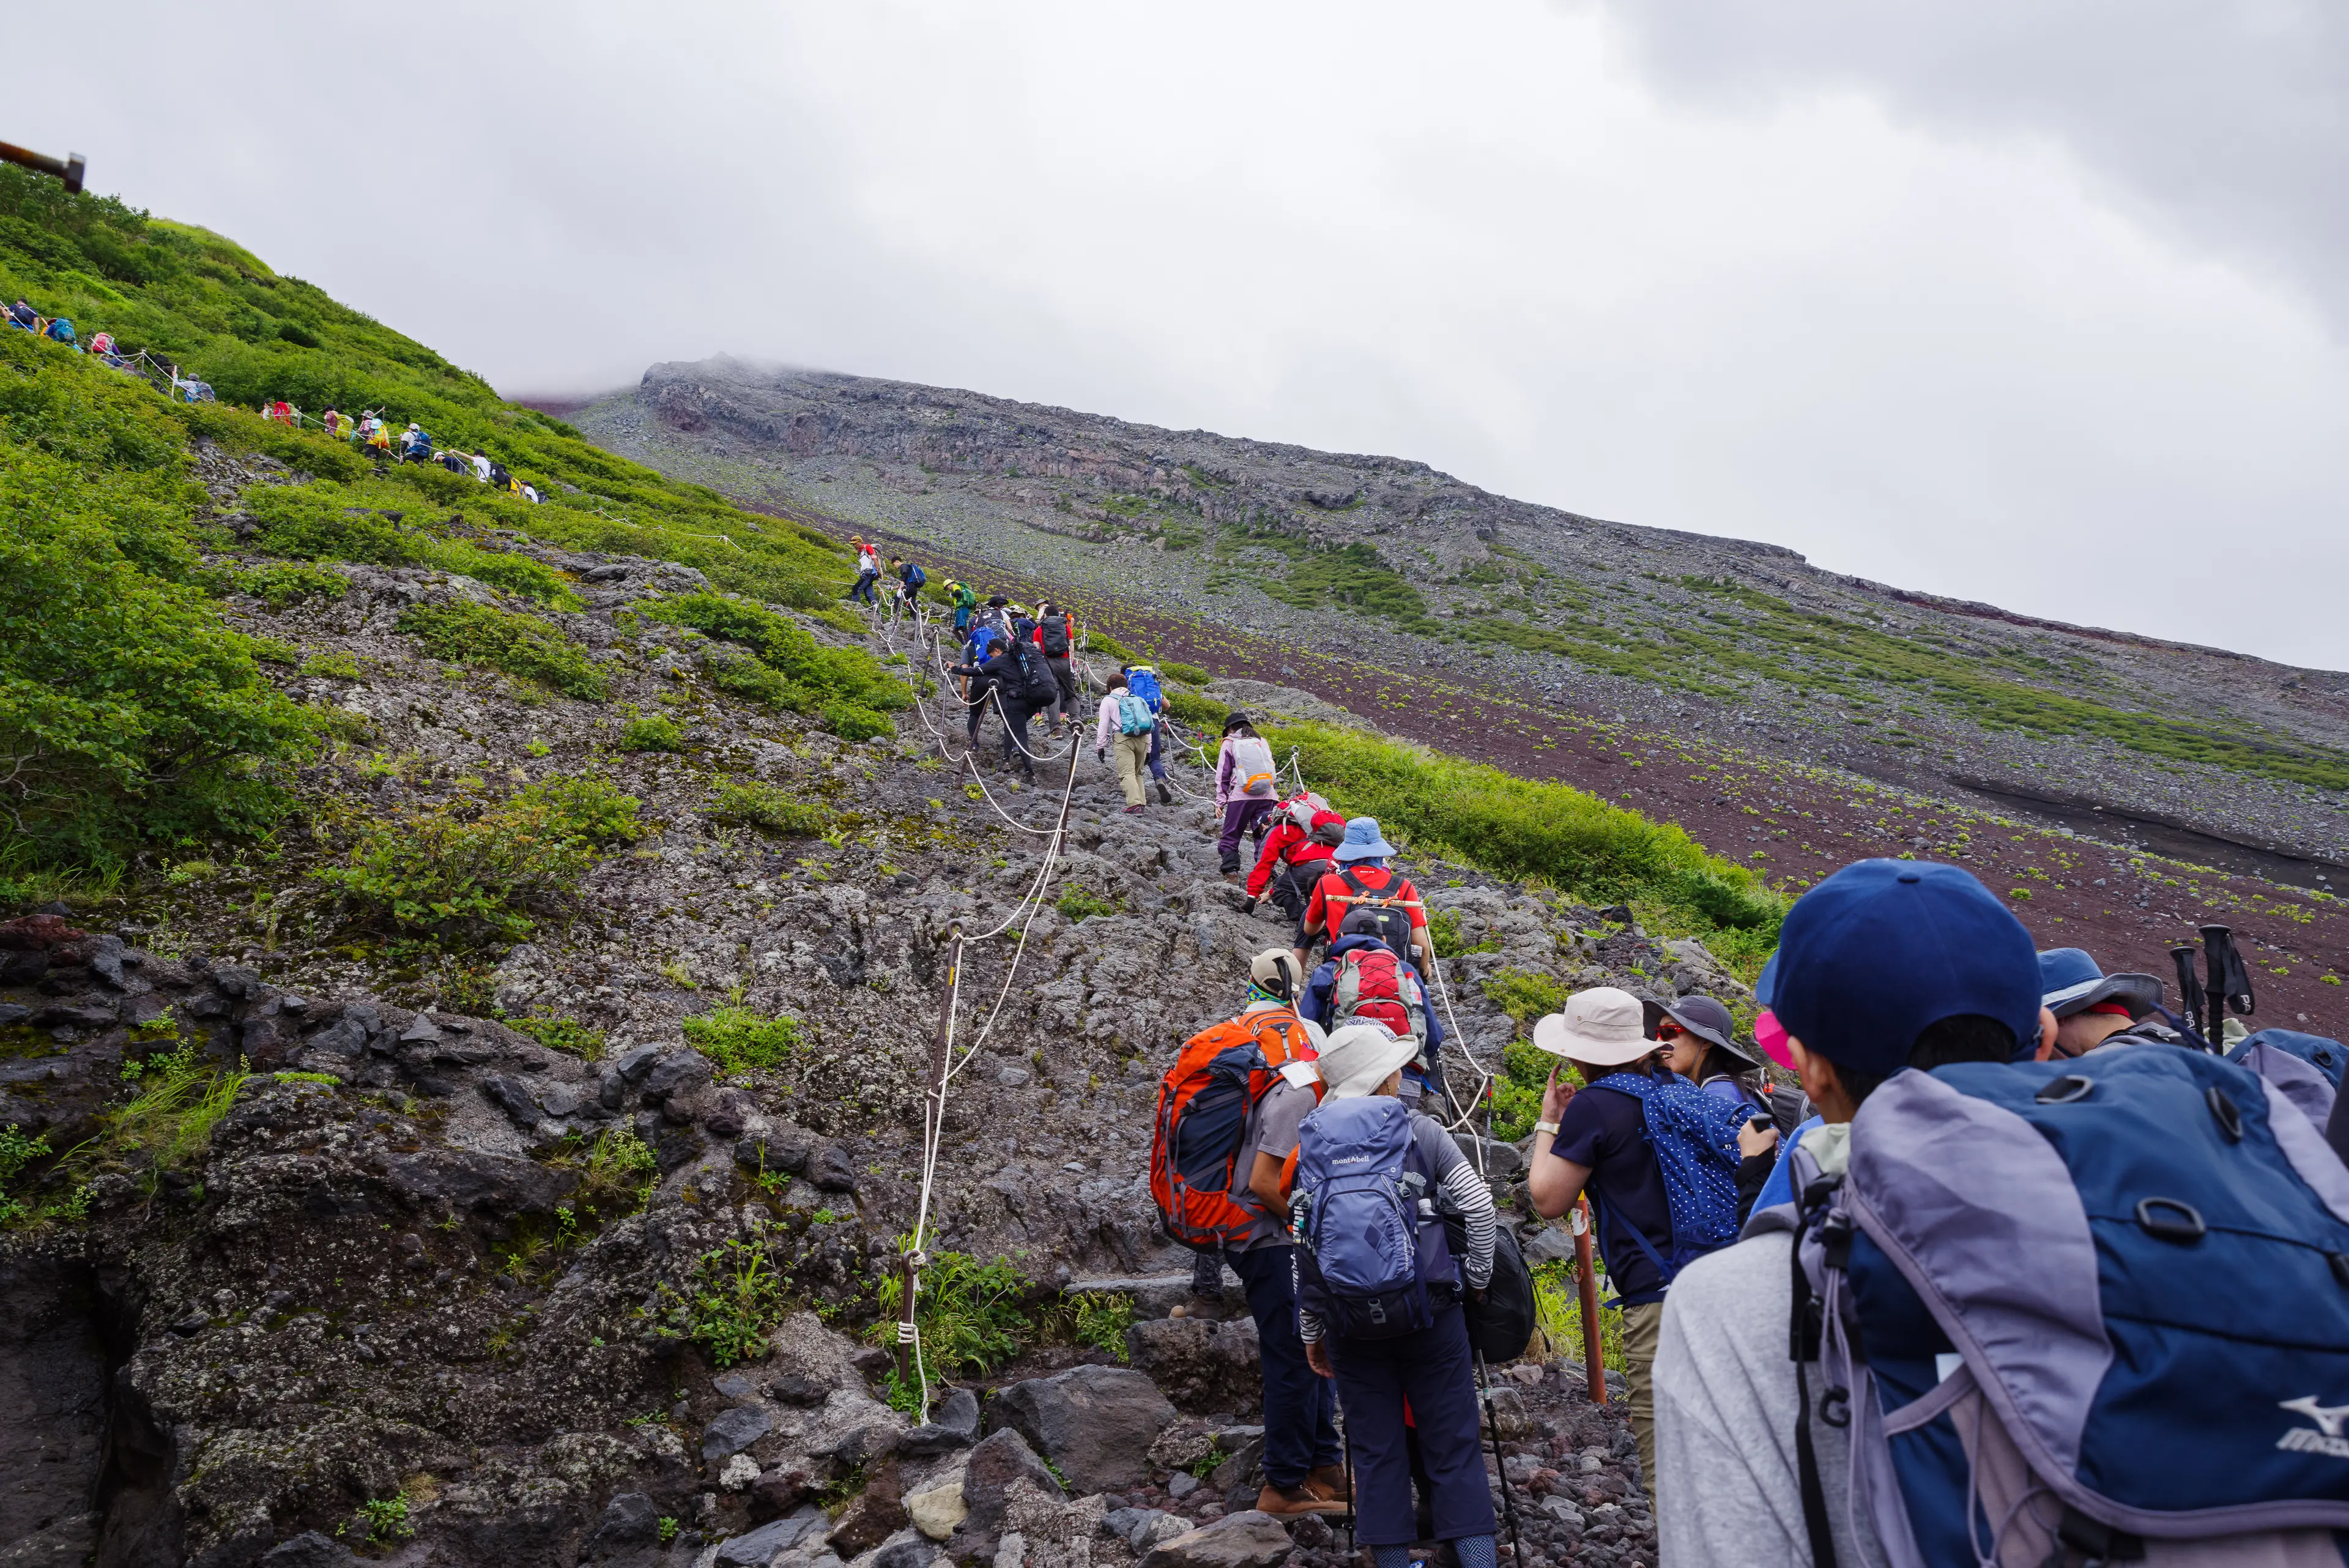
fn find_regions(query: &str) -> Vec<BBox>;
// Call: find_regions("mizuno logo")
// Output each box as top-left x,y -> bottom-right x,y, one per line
2278,1397 -> 2349,1458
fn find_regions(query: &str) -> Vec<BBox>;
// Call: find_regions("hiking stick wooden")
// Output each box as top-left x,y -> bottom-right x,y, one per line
1573,1197 -> 1608,1404
1476,1350 -> 1528,1567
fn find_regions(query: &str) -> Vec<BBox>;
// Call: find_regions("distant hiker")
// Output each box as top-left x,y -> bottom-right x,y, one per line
1123,664 -> 1174,805
1148,951 -> 1341,1517
2038,946 -> 2170,1056
948,579 -> 978,637
1293,817 -> 1435,980
1527,986 -> 1753,1495
41,316 -> 75,347
7,300 -> 33,330
1093,673 -> 1155,812
265,399 -> 296,425
521,483 -> 541,505
1298,913 -> 1446,1107
321,408 -> 344,439
1033,603 -> 1080,731
947,636 -> 1056,782
400,422 -> 432,461
1245,792 -> 1343,925
848,537 -> 881,606
1214,712 -> 1281,875
892,556 -> 926,610
469,451 -> 492,482
488,460 -> 512,489
1296,1022 -> 1497,1556
439,447 -> 470,475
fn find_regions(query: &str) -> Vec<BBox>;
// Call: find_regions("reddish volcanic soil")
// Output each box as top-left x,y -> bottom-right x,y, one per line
764,501 -> 2349,1036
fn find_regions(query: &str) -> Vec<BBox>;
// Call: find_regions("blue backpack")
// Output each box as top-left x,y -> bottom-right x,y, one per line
44,318 -> 75,345
2229,1029 -> 2343,1133
1587,1070 -> 1750,1282
1292,1097 -> 1456,1340
904,563 -> 926,587
1126,666 -> 1163,713
1773,1049 -> 2349,1567
967,625 -> 1000,662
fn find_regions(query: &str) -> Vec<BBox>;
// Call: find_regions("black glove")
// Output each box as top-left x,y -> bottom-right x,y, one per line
1095,747 -> 1107,765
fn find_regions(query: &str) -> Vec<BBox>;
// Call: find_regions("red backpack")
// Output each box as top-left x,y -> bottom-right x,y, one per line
1327,943 -> 1429,1049
1149,1009 -> 1321,1247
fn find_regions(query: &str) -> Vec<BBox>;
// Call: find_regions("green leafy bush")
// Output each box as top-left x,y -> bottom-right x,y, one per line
397,598 -> 609,700
431,541 -> 577,606
1055,886 -> 1121,921
508,1013 -> 606,1061
823,701 -> 892,743
236,561 -> 348,609
1531,1259 -> 1625,1373
701,645 -> 806,711
871,1250 -> 1031,1378
707,776 -> 829,837
243,482 -> 432,565
300,652 -> 363,681
315,774 -> 640,940
0,1123 -> 50,1227
645,592 -> 910,715
651,1233 -> 790,1367
617,714 -> 683,752
681,1007 -> 804,1075
1161,661 -> 1212,685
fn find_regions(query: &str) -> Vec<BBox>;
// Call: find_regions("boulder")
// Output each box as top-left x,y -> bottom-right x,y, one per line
1126,1316 -> 1261,1413
989,1365 -> 1176,1492
1522,1227 -> 1576,1266
715,1510 -> 829,1567
809,1142 -> 861,1192
1138,1511 -> 1295,1568
737,1124 -> 816,1175
898,1386 -> 981,1455
847,1528 -> 933,1568
959,1428 -> 1063,1539
748,1464 -> 817,1523
807,1388 -> 905,1464
258,1533 -> 359,1568
905,1476 -> 967,1541
827,1459 -> 908,1556
590,1493 -> 663,1547
1102,1507 -> 1187,1554
703,1403 -> 773,1462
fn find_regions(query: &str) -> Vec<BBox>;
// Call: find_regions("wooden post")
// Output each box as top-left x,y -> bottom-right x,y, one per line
1573,1197 -> 1608,1404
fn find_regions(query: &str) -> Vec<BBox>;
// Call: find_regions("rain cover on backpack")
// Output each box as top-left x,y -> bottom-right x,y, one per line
1799,1049 -> 2349,1567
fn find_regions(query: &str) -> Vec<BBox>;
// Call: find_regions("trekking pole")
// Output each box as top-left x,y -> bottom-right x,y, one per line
2200,924 -> 2255,1045
0,140 -> 84,194
2170,944 -> 2209,1046
1337,1378 -> 1355,1558
1475,1350 -> 1529,1566
1572,1198 -> 1608,1404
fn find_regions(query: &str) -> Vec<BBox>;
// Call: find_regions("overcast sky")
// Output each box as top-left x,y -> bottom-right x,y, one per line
19,2 -> 2348,667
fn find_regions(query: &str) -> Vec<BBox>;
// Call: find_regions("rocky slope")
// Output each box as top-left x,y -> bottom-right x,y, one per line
2,459 -> 1709,1565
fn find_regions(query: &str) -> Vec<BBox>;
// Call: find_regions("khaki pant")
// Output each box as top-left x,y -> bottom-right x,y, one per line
1620,1299 -> 1664,1505
1110,732 -> 1151,806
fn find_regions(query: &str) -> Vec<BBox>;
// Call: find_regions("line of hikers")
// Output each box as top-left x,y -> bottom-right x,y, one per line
1148,843 -> 2349,1567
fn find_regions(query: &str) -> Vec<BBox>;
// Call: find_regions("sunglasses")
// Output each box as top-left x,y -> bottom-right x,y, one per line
1654,1020 -> 1690,1042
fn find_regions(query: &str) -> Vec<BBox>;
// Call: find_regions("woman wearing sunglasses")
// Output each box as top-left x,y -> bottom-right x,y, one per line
1648,995 -> 1768,1113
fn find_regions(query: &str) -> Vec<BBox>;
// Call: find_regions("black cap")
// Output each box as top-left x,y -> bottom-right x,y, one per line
1222,710 -> 1253,735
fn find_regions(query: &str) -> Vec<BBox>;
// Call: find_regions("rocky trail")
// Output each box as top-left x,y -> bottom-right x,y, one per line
1,451 -> 1686,1566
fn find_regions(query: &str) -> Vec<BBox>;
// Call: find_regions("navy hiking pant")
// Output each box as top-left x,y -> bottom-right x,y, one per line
1228,1244 -> 1339,1490
1329,1304 -> 1495,1546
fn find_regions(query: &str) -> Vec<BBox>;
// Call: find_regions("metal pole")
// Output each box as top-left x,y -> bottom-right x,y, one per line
1477,1351 -> 1529,1566
1573,1197 -> 1608,1404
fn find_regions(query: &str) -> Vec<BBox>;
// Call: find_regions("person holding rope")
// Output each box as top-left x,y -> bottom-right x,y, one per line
1033,602 -> 1081,734
1123,663 -> 1175,806
1093,672 -> 1156,813
946,636 -> 1056,782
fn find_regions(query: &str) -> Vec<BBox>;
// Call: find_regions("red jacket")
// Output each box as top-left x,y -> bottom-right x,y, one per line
1246,809 -> 1344,897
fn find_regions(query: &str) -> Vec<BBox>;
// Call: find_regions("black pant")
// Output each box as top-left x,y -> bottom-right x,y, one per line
998,696 -> 1042,778
1266,860 -> 1322,924
965,679 -> 994,750
1229,1244 -> 1340,1490
1332,1304 -> 1494,1547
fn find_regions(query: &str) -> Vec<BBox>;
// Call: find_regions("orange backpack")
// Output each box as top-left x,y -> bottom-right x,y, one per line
1149,1009 -> 1322,1248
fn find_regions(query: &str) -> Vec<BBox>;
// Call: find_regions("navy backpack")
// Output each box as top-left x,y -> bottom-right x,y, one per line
1772,1048 -> 2349,1567
2230,1028 -> 2344,1132
1292,1097 -> 1457,1339
1587,1069 -> 1750,1282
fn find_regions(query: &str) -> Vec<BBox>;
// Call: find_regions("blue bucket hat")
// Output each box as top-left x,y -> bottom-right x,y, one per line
2036,948 -> 2162,1022
1770,859 -> 2043,1078
1332,816 -> 1398,863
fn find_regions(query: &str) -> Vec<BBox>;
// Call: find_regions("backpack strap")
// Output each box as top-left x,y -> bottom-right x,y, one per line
1791,1230 -> 1840,1568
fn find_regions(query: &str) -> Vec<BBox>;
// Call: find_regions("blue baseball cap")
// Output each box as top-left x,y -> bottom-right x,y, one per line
1770,859 -> 2042,1078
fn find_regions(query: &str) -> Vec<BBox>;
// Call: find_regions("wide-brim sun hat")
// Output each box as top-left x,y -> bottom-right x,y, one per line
1318,1022 -> 1420,1098
2038,948 -> 2164,1022
1656,994 -> 1762,1072
1532,987 -> 1653,1068
1222,710 -> 1254,735
1332,817 -> 1398,863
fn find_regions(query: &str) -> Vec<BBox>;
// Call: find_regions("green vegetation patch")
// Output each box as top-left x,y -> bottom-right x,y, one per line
681,1006 -> 805,1076
617,713 -> 683,752
706,776 -> 830,838
397,598 -> 608,700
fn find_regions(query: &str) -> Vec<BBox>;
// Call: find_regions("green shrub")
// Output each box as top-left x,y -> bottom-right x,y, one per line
106,1044 -> 248,1186
0,1123 -> 49,1227
872,1250 -> 1031,1378
824,701 -> 892,742
236,561 -> 348,609
681,1006 -> 804,1075
645,592 -> 910,714
1161,688 -> 1228,735
702,645 -> 809,712
572,1126 -> 656,1211
508,1013 -> 606,1061
1161,661 -> 1212,686
431,541 -> 579,607
243,481 -> 431,565
396,598 -> 608,700
357,1494 -> 415,1544
650,1233 -> 790,1367
707,776 -> 829,837
1085,630 -> 1135,663
315,774 -> 640,940
1055,886 -> 1121,921
300,652 -> 363,681
1531,1259 -> 1625,1373
617,714 -> 683,752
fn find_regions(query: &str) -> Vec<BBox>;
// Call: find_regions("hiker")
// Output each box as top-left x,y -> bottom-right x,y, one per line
1298,910 -> 1447,1107
522,482 -> 541,504
400,422 -> 431,461
1651,860 -> 2059,1567
1292,817 -> 1436,981
7,300 -> 33,330
1652,995 -> 1768,1111
1176,952 -> 1345,1517
1524,986 -> 1749,1497
1244,793 -> 1345,925
846,538 -> 880,605
42,315 -> 75,347
1123,663 -> 1174,805
948,579 -> 978,637
466,451 -> 490,481
892,556 -> 926,610
1214,713 -> 1282,875
1093,673 -> 1155,813
440,447 -> 470,476
1297,1022 -> 1498,1562
946,636 -> 1055,781
1033,603 -> 1080,730
2038,946 -> 2171,1055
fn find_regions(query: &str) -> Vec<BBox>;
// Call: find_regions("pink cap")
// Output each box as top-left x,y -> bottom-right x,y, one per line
1754,1008 -> 1795,1071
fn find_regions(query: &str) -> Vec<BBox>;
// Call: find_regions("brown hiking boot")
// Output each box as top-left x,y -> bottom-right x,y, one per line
1303,1465 -> 1351,1503
1255,1482 -> 1346,1518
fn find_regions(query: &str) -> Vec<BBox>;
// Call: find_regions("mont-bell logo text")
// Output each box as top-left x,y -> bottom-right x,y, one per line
2278,1397 -> 2349,1458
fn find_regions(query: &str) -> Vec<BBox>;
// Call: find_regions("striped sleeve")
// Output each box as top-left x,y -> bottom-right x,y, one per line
1439,1160 -> 1497,1289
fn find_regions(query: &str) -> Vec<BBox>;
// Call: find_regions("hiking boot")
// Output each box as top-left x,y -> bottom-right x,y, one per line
1123,804 -> 1145,814
1255,1483 -> 1346,1518
1304,1466 -> 1351,1504
1155,780 -> 1174,805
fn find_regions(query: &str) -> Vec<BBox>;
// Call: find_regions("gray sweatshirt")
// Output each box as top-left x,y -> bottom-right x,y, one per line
1652,1230 -> 1889,1568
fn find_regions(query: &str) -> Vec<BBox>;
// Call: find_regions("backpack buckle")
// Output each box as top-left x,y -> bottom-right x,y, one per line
1817,1385 -> 1850,1430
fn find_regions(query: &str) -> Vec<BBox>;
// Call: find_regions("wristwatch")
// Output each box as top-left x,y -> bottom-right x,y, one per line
1533,1120 -> 1560,1137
